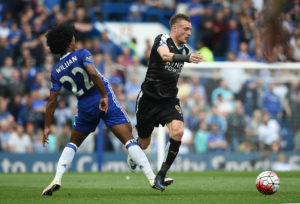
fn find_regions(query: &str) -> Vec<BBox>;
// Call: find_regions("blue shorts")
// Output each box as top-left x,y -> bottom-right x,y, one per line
73,92 -> 130,133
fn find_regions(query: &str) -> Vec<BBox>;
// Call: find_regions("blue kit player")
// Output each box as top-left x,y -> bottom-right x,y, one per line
41,24 -> 164,196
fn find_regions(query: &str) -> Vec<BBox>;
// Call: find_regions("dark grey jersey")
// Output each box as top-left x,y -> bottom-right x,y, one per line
141,34 -> 189,99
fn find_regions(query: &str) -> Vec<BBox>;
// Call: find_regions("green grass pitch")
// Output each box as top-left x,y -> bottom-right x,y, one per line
0,171 -> 299,204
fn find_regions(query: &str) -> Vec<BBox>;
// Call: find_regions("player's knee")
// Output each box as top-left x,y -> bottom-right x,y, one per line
172,128 -> 184,140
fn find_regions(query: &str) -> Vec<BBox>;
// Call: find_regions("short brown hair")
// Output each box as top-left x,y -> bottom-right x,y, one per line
169,13 -> 191,27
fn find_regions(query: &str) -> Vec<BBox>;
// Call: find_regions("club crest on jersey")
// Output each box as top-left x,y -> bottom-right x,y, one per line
175,105 -> 182,114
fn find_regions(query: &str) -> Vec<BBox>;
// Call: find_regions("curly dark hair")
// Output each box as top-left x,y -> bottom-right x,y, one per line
45,24 -> 74,55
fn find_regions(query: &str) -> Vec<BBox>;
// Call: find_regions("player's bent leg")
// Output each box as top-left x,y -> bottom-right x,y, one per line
70,128 -> 91,147
127,137 -> 151,173
110,123 -> 159,189
42,129 -> 89,196
110,122 -> 133,144
167,120 -> 184,141
156,120 -> 183,186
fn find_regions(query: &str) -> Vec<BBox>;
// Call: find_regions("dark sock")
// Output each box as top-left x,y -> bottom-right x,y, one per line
158,138 -> 181,178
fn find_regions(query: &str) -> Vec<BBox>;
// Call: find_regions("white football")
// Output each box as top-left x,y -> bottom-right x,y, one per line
256,171 -> 280,195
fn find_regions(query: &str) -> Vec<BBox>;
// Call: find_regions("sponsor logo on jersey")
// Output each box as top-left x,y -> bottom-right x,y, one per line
164,62 -> 184,75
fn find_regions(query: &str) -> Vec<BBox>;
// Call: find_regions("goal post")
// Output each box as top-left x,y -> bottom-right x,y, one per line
157,125 -> 166,170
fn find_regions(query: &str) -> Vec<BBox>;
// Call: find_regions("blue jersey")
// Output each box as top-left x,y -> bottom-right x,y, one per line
50,49 -> 129,133
50,49 -> 108,99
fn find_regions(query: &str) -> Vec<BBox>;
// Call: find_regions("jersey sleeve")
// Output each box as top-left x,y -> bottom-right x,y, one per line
80,49 -> 95,66
50,73 -> 61,92
157,34 -> 169,50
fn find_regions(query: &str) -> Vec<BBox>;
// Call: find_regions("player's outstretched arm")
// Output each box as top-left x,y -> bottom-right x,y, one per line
157,46 -> 174,62
158,45 -> 202,63
43,90 -> 59,147
85,64 -> 108,112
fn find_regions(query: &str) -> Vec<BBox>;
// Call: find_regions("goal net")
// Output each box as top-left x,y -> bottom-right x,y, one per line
154,61 -> 300,169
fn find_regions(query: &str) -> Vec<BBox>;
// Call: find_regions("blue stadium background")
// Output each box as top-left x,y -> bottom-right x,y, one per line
0,0 -> 300,172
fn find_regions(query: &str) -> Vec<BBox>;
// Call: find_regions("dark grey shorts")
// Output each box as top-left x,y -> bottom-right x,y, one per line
135,92 -> 184,138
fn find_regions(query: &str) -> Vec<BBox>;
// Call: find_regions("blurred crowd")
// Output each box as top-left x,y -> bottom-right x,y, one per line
0,0 -> 300,154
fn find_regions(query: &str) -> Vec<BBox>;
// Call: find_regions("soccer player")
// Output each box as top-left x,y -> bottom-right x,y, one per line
41,24 -> 163,195
128,13 -> 202,191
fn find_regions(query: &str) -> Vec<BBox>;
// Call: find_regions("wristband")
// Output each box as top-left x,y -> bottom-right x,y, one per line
172,54 -> 190,62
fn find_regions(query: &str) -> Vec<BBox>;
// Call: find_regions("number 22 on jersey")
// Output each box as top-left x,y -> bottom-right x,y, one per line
59,67 -> 94,96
